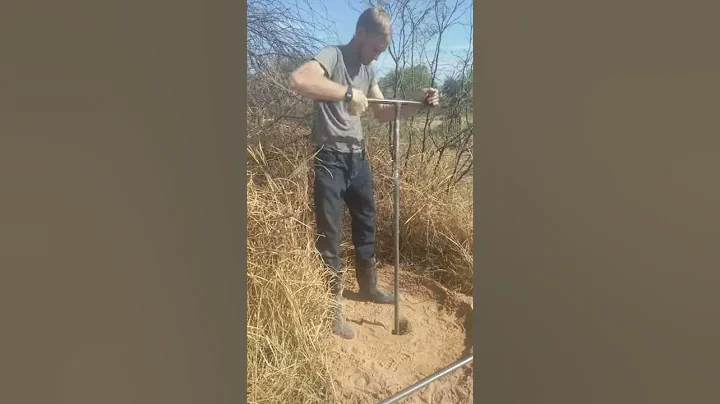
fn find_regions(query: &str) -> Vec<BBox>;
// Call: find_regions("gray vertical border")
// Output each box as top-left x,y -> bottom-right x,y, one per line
239,1 -> 249,401
472,1 -> 481,403
0,0 -> 247,403
239,1 -> 250,400
475,0 -> 720,403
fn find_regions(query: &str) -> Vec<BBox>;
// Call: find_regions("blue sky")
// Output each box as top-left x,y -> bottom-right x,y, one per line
308,1 -> 473,81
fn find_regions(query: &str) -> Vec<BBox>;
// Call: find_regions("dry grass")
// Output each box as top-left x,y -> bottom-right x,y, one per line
246,121 -> 473,403
246,129 -> 335,403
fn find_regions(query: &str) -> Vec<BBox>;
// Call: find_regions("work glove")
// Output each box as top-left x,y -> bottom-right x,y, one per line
347,88 -> 369,116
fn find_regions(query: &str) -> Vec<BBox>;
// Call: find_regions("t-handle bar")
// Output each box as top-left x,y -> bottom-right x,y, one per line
366,98 -> 427,106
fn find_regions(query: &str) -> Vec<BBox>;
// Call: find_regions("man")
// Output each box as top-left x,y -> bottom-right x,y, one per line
289,6 -> 440,339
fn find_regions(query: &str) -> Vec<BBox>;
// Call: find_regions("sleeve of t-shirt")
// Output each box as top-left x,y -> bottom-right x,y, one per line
312,46 -> 338,79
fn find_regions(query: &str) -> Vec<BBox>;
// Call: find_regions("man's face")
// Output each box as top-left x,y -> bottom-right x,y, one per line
358,30 -> 389,65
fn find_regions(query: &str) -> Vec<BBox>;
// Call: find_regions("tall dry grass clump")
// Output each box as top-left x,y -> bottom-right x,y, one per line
246,126 -> 335,404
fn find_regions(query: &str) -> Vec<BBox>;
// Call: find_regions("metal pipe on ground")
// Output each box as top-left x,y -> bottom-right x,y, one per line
365,98 -> 424,336
377,355 -> 474,404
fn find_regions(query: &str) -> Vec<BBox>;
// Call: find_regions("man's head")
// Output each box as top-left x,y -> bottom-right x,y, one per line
354,7 -> 392,65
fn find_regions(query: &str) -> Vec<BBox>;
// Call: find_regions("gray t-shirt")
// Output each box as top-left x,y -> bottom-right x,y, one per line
310,45 -> 378,153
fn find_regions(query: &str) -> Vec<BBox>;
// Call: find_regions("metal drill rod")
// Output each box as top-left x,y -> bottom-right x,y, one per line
365,98 -> 428,335
392,103 -> 401,335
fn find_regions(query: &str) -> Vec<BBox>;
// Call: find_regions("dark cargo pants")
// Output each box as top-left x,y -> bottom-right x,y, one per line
313,147 -> 376,291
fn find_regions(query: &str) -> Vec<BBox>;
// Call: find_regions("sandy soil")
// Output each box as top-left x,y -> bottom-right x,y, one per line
326,266 -> 473,404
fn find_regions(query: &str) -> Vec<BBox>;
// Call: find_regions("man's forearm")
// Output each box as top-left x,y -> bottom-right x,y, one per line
290,73 -> 347,102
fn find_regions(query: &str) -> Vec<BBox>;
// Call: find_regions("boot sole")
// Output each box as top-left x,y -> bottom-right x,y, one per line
332,327 -> 355,339
360,293 -> 395,304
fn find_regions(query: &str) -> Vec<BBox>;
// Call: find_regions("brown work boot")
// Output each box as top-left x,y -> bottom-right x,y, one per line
331,299 -> 355,339
329,272 -> 355,339
355,257 -> 394,304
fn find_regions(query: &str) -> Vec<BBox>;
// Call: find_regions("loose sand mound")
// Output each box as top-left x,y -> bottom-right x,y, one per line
326,267 -> 474,404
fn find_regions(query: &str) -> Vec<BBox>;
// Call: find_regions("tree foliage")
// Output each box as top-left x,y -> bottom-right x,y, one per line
378,65 -> 433,99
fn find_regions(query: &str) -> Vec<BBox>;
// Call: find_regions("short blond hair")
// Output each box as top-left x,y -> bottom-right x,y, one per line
356,6 -> 392,40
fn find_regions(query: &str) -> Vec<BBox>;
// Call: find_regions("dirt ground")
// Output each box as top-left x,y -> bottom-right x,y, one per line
326,267 -> 473,404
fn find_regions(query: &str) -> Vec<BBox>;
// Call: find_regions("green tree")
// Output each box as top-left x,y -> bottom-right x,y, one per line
441,72 -> 472,133
378,65 -> 432,99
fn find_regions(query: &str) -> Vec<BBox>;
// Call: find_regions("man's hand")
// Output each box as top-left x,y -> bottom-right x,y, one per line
347,88 -> 369,116
413,88 -> 440,107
